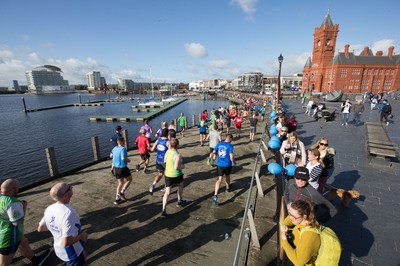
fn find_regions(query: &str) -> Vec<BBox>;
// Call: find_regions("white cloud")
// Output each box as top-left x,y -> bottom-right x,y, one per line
339,39 -> 397,56
0,49 -> 14,59
263,52 -> 310,76
41,42 -> 54,49
29,52 -> 40,62
184,43 -> 208,58
231,0 -> 257,14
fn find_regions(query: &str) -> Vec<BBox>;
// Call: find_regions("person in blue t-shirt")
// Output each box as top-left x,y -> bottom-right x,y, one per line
198,117 -> 208,146
110,137 -> 132,205
149,128 -> 169,195
211,134 -> 236,206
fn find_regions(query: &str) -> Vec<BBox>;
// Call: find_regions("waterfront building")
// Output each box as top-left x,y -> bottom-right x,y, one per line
303,11 -> 400,94
25,65 -> 73,94
87,71 -> 105,91
118,79 -> 135,92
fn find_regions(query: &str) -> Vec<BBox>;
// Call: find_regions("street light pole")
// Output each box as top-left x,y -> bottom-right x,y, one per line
277,54 -> 284,105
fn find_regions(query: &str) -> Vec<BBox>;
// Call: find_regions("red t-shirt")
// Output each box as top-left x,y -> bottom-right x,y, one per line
135,135 -> 149,154
234,116 -> 242,127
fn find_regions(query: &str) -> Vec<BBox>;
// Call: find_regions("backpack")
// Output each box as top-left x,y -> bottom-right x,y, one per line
300,226 -> 342,266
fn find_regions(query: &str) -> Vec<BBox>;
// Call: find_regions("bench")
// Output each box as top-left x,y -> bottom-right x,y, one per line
365,122 -> 398,159
321,108 -> 336,122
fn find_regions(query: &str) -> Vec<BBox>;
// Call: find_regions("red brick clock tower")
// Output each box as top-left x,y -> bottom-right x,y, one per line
303,11 -> 339,92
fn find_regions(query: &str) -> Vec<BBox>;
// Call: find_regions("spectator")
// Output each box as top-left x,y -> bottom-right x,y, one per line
284,167 -> 337,222
281,200 -> 321,266
280,132 -> 307,166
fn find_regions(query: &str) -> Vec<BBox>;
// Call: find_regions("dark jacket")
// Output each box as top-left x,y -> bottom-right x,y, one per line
284,179 -> 337,222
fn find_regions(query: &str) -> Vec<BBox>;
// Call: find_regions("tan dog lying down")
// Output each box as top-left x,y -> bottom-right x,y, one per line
324,184 -> 360,207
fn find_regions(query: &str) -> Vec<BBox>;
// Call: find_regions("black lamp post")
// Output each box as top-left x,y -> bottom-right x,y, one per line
277,54 -> 284,104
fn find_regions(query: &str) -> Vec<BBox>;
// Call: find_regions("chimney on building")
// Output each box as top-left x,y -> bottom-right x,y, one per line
363,46 -> 369,56
388,46 -> 394,58
376,51 -> 383,57
344,44 -> 350,57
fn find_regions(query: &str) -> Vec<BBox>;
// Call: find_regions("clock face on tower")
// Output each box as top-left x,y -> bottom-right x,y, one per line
326,39 -> 331,45
317,40 -> 321,47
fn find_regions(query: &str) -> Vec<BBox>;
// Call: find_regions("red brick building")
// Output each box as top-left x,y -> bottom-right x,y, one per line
303,12 -> 400,94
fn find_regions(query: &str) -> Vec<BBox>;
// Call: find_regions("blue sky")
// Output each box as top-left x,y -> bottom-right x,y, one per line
0,0 -> 399,86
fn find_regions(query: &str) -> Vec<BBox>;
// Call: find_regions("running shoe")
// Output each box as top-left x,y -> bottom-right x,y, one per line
160,210 -> 168,218
176,199 -> 187,207
149,184 -> 155,195
212,195 -> 218,206
207,158 -> 211,166
135,164 -> 140,172
119,192 -> 126,200
226,184 -> 232,193
114,197 -> 126,205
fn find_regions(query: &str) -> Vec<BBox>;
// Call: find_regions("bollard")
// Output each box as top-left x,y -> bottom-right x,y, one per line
91,136 -> 101,161
192,114 -> 195,127
79,94 -> 82,104
122,130 -> 129,150
22,97 -> 27,112
45,147 -> 59,177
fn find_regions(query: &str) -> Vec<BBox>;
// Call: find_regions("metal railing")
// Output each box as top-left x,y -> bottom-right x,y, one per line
233,122 -> 270,265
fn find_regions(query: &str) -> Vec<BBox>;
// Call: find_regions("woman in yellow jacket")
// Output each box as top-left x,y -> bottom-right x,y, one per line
281,200 -> 321,266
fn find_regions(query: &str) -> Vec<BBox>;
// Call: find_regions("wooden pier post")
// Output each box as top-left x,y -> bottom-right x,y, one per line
79,94 -> 82,104
22,97 -> 27,112
45,147 -> 59,177
122,130 -> 129,150
192,114 -> 195,127
91,136 -> 101,161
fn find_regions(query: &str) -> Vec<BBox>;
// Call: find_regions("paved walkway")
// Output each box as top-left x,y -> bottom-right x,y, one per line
283,98 -> 400,266
13,120 -> 271,266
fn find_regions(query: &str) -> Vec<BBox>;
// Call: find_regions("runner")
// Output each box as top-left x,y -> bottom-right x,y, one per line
234,113 -> 243,138
177,113 -> 187,137
198,117 -> 208,146
149,128 -> 169,195
161,138 -> 186,217
135,128 -> 151,173
110,137 -> 132,205
211,134 -> 236,206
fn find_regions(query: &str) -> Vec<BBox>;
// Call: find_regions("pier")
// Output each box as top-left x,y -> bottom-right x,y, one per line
11,98 -> 400,265
88,99 -> 187,122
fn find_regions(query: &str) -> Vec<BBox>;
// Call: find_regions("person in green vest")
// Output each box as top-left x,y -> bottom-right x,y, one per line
161,138 -> 186,217
177,113 -> 187,137
0,179 -> 50,266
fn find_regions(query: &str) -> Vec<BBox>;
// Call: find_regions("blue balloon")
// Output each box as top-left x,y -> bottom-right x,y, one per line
270,136 -> 281,143
285,164 -> 297,177
268,162 -> 283,175
270,111 -> 277,118
269,127 -> 278,135
268,140 -> 281,149
270,118 -> 276,124
270,124 -> 277,130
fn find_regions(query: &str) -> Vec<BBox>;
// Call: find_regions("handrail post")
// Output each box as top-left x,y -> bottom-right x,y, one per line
45,147 -> 59,177
91,136 -> 101,161
122,130 -> 129,150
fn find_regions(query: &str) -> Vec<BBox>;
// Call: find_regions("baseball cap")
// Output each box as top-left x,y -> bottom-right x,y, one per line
116,125 -> 122,130
294,167 -> 309,180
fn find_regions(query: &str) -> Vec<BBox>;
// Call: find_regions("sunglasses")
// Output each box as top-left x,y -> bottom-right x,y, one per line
319,143 -> 328,146
62,185 -> 72,196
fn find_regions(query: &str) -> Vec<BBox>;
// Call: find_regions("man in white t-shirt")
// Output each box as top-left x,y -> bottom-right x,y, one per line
38,183 -> 88,265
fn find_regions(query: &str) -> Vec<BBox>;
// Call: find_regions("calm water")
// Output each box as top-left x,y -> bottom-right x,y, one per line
0,93 -> 229,186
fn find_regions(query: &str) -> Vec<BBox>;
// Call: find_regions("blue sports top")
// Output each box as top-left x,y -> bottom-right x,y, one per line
214,141 -> 234,167
112,146 -> 128,168
156,138 -> 169,163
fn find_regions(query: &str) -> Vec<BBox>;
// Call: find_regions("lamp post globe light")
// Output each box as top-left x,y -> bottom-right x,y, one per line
276,54 -> 284,105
